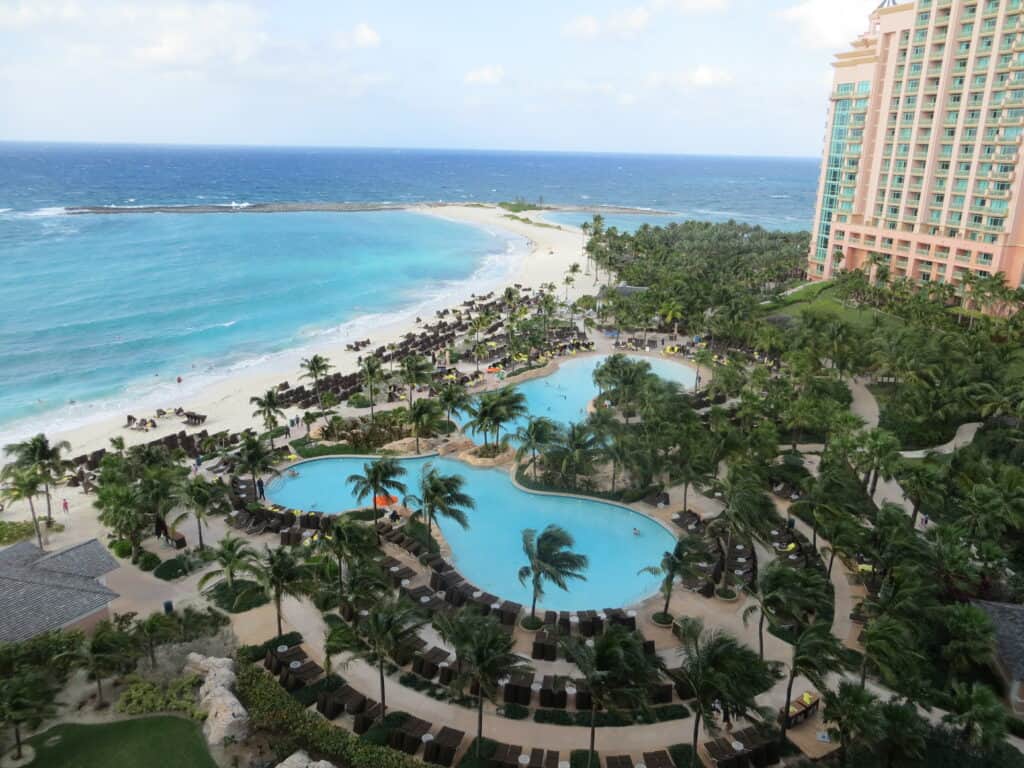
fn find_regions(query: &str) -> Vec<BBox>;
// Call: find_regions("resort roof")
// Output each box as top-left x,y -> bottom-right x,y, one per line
0,539 -> 119,642
975,600 -> 1024,681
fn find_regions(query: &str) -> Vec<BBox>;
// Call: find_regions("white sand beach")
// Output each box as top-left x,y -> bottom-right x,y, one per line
3,204 -> 592,461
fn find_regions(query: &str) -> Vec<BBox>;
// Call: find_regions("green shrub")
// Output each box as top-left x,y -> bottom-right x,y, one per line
236,658 -> 425,768
291,675 -> 344,708
207,579 -> 269,613
237,632 -> 304,664
458,739 -> 497,768
137,551 -> 161,572
570,751 -> 599,768
116,675 -> 202,718
534,709 -> 574,726
347,393 -> 372,409
111,540 -> 132,559
520,616 -> 544,631
0,520 -> 43,546
668,744 -> 697,768
653,704 -> 690,722
360,711 -> 409,746
153,555 -> 189,581
500,703 -> 529,720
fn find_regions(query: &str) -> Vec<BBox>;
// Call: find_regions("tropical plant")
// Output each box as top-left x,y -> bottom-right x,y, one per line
941,604 -> 995,686
0,468 -> 45,550
236,433 -> 279,492
823,682 -> 884,768
198,533 -> 258,592
399,354 -> 433,406
877,699 -> 928,768
56,621 -> 133,705
779,622 -> 844,746
561,624 -> 664,768
300,354 -> 333,414
943,681 -> 1006,749
133,612 -> 178,669
171,475 -> 226,550
404,463 -> 473,541
407,398 -> 444,453
0,671 -> 57,759
858,615 -> 921,691
437,380 -> 470,429
743,562 -> 830,660
250,388 -> 286,449
3,433 -> 71,523
312,516 -> 377,609
347,458 -> 407,541
640,536 -> 706,619
238,546 -> 316,639
327,595 -> 427,723
707,465 -> 767,592
514,416 -> 559,481
517,524 -> 588,620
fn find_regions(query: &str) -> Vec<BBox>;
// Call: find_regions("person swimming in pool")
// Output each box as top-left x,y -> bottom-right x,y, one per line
632,528 -> 640,536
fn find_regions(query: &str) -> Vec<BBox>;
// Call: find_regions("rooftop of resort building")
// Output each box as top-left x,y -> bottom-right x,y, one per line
0,538 -> 119,642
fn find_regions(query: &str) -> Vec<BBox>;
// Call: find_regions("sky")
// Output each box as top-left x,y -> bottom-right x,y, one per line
0,0 -> 882,157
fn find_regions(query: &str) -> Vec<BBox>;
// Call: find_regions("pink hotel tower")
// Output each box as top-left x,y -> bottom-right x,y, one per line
808,0 -> 1024,290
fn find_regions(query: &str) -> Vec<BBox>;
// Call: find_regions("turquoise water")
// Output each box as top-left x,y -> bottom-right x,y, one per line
464,354 -> 697,444
266,455 -> 674,611
0,210 -> 519,438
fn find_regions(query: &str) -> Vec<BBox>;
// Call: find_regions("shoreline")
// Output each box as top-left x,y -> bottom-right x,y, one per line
0,204 -> 593,458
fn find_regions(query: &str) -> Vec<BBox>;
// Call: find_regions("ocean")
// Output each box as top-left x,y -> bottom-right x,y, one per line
0,143 -> 819,439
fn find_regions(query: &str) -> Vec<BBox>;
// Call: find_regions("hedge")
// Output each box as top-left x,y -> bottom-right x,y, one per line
292,674 -> 344,708
458,738 -> 497,768
235,660 -> 424,768
668,744 -> 697,768
237,632 -> 304,664
138,551 -> 161,572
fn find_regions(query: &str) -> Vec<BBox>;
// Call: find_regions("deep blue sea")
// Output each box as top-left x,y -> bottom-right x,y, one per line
0,143 -> 818,439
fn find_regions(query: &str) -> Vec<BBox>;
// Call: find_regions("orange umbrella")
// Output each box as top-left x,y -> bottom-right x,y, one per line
375,494 -> 398,507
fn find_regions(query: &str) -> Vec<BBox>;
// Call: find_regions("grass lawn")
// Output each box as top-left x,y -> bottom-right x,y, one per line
767,283 -> 901,332
26,717 -> 217,768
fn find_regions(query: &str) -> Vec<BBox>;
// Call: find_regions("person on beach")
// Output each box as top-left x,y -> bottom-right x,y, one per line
256,478 -> 265,500
62,498 -> 70,521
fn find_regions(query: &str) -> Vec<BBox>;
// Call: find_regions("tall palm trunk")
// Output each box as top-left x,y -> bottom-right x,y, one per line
28,497 -> 43,550
44,481 -> 53,523
196,518 -> 205,550
275,592 -> 283,638
373,499 -> 381,544
14,724 -> 23,759
779,669 -> 797,747
379,658 -> 387,722
758,613 -> 766,660
692,710 -> 702,754
476,694 -> 485,756
588,704 -> 597,768
95,674 -> 105,705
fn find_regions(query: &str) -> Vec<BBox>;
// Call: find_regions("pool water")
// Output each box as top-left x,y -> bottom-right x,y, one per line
464,353 -> 696,444
266,455 -> 675,611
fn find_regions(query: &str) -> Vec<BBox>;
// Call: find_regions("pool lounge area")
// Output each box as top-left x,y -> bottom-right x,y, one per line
267,454 -> 675,612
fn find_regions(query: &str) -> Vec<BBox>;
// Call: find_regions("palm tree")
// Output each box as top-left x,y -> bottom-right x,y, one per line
0,468 -> 45,550
823,682 -> 884,768
672,617 -> 776,755
327,595 -> 427,722
4,433 -> 71,523
171,475 -> 225,550
437,380 -> 471,430
515,417 -> 559,481
669,437 -> 714,513
0,672 -> 57,759
133,612 -> 177,669
779,622 -> 844,747
517,524 -> 588,620
347,458 -> 407,541
236,433 -> 279,492
405,463 -> 473,541
95,481 -> 147,561
300,354 -> 333,414
407,398 -> 444,454
943,682 -> 1006,749
743,563 -> 829,660
855,428 -> 902,497
239,546 -> 315,639
399,354 -> 433,405
360,357 -> 384,422
57,621 -> 132,705
941,604 -> 995,686
878,699 -> 928,768
312,516 -> 376,609
434,609 -> 531,758
858,615 -> 920,690
640,536 -> 705,619
562,625 -> 664,768
707,465 -> 767,592
250,389 -> 286,449
198,533 -> 257,592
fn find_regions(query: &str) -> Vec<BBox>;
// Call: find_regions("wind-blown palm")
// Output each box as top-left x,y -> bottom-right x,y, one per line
779,622 -> 844,746
56,621 -> 133,705
347,458 -> 407,541
198,533 -> 257,592
562,624 -> 664,768
408,398 -> 444,453
360,357 -> 385,422
300,354 -> 333,414
433,609 -> 531,757
250,389 -> 286,449
405,463 -> 473,541
312,515 -> 377,608
239,546 -> 316,638
743,562 -> 829,660
0,468 -> 45,550
514,416 -> 559,481
944,682 -> 1006,749
236,433 -> 279,492
4,433 -> 71,523
172,475 -> 226,550
0,671 -> 57,759
823,682 -> 883,768
437,380 -> 471,430
327,595 -> 427,722
641,536 -> 706,617
399,354 -> 433,405
518,524 -> 588,619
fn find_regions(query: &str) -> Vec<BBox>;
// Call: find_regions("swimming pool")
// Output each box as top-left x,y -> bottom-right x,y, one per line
463,353 -> 696,444
266,455 -> 675,611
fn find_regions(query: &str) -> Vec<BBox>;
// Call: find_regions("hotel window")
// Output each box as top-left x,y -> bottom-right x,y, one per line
837,83 -> 854,95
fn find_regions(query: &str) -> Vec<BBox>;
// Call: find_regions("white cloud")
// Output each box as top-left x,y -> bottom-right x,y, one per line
133,3 -> 266,69
780,0 -> 877,50
464,65 -> 505,86
563,15 -> 600,40
653,0 -> 729,11
607,6 -> 651,38
646,65 -> 734,91
0,0 -> 82,28
352,22 -> 380,48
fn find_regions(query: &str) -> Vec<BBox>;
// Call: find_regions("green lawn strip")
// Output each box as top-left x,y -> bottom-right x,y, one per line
206,578 -> 270,613
27,717 -> 216,768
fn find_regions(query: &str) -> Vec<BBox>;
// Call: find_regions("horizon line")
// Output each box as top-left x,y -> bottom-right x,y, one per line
0,138 -> 820,163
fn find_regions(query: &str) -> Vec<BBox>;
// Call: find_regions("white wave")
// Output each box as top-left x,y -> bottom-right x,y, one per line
770,195 -> 790,199
16,206 -> 67,218
0,208 -> 12,214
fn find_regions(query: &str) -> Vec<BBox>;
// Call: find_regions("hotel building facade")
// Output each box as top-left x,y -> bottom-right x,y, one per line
808,0 -> 1024,290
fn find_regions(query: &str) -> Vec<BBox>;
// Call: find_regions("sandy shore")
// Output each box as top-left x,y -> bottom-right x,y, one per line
1,204 -> 593,460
